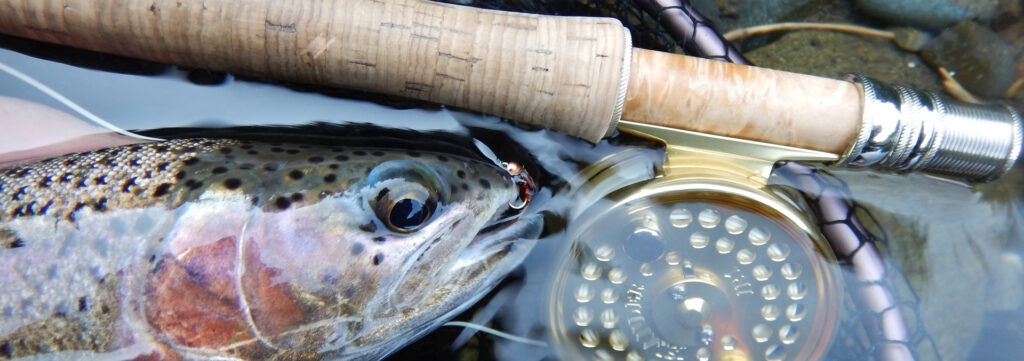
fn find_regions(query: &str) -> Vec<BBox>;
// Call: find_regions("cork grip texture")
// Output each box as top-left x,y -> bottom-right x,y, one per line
623,48 -> 862,154
0,0 -> 628,142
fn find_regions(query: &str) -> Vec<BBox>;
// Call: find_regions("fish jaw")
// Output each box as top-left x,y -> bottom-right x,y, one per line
334,205 -> 543,360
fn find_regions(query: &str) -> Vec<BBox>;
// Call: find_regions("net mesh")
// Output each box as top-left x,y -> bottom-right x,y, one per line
774,162 -> 940,361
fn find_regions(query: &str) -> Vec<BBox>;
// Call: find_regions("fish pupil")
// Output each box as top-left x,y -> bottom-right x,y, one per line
390,198 -> 428,231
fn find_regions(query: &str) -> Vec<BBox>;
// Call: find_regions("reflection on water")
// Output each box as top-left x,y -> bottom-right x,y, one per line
2,21 -> 1023,361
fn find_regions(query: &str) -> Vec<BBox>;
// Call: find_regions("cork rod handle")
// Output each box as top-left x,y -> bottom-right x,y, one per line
625,49 -> 861,154
0,0 -> 630,141
0,0 -> 861,153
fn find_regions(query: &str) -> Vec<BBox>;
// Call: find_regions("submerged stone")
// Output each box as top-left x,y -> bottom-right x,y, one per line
921,21 -> 1018,98
855,0 -> 997,30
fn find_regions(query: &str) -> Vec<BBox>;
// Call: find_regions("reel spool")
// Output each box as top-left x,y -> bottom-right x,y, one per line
549,122 -> 845,361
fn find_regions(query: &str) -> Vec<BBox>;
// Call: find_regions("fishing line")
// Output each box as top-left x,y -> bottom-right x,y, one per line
0,60 -> 162,141
442,321 -> 548,347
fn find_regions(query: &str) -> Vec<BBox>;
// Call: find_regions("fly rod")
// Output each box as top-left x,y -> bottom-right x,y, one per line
0,0 -> 1019,181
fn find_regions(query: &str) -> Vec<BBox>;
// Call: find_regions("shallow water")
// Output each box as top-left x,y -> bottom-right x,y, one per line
1,7 -> 1023,361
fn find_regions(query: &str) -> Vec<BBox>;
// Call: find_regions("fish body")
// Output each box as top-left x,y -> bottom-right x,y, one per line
0,138 -> 538,360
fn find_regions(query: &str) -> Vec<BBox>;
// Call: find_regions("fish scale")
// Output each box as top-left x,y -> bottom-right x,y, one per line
0,137 -> 538,360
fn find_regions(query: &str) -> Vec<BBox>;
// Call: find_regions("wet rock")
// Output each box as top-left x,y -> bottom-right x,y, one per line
744,30 -> 941,91
855,0 -> 998,30
713,0 -> 816,32
920,21 -> 1018,98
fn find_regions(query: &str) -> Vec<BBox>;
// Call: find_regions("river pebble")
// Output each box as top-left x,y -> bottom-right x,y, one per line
855,0 -> 998,30
920,21 -> 1018,98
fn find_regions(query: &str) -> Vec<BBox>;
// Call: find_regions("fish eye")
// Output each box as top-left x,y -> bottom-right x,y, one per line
374,187 -> 435,233
364,160 -> 447,233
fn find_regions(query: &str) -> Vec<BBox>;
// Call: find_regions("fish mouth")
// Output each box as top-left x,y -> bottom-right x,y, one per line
456,211 -> 543,269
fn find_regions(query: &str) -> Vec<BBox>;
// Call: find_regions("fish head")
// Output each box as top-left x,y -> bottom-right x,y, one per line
181,146 -> 542,357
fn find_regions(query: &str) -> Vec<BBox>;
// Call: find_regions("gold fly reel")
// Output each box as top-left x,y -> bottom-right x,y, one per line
549,122 -> 844,361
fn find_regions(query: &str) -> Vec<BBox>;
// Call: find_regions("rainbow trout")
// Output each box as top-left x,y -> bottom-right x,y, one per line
0,136 -> 539,360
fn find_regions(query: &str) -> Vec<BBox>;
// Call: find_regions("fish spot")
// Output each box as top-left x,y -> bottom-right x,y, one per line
456,170 -> 466,179
335,155 -> 350,162
288,170 -> 304,180
219,148 -> 233,154
290,192 -> 304,202
240,144 -> 254,150
478,179 -> 491,189
358,222 -> 377,233
461,183 -> 469,191
247,150 -> 259,155
275,196 -> 292,210
328,164 -> 340,170
174,171 -> 186,180
5,238 -> 25,249
372,236 -> 386,243
121,178 -> 136,192
59,173 -> 72,183
286,149 -> 300,154
212,167 -> 228,174
93,198 -> 108,211
323,174 -> 337,183
154,145 -> 169,152
223,178 -> 242,190
436,155 -> 449,162
321,272 -> 340,286
37,200 -> 53,215
94,175 -> 108,185
371,151 -> 385,157
351,243 -> 364,255
78,297 -> 88,312
11,186 -> 28,201
152,183 -> 172,197
372,253 -> 384,265
184,179 -> 203,190
407,151 -> 421,157
308,156 -> 325,163
183,157 -> 200,166
264,163 -> 279,171
354,151 -> 367,156
238,163 -> 255,170
37,177 -> 51,188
